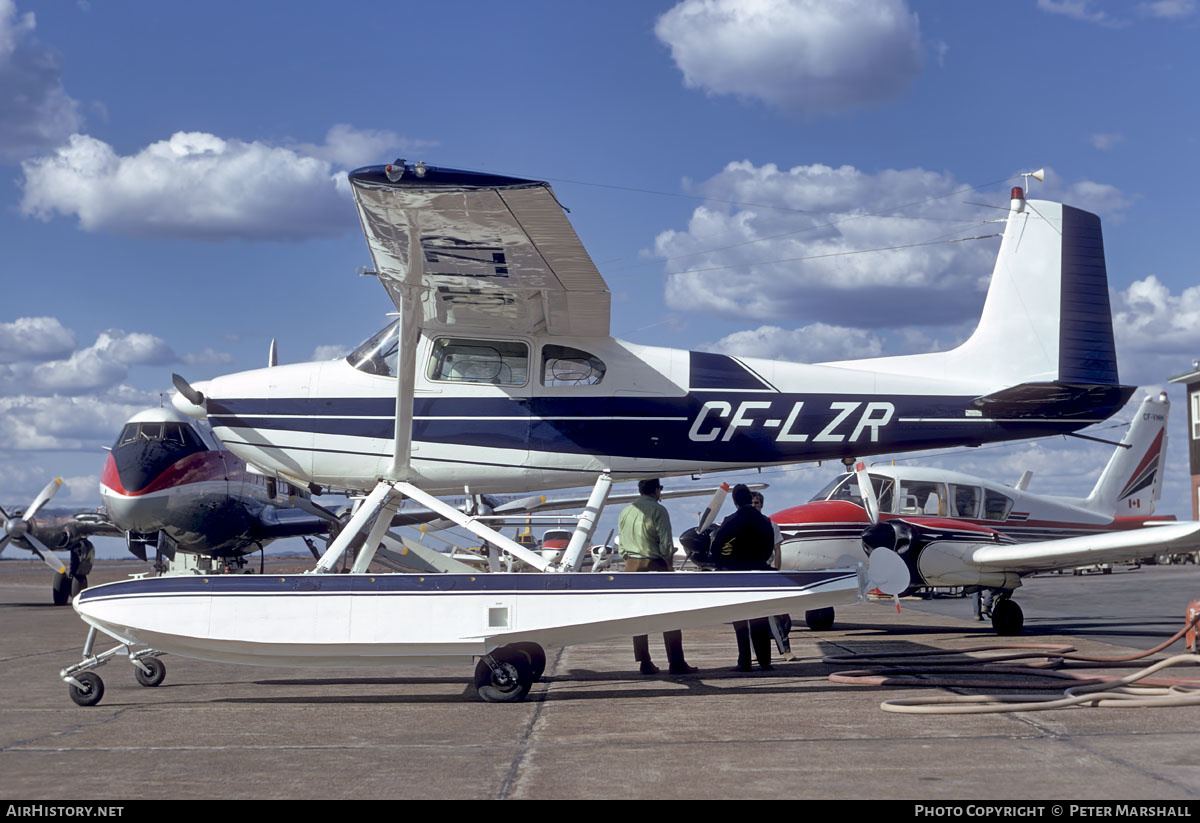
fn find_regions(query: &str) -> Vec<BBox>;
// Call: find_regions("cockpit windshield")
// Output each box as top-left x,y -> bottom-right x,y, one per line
809,472 -> 895,513
348,321 -> 400,377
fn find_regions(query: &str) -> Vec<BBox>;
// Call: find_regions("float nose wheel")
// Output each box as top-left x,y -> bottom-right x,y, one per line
134,656 -> 166,687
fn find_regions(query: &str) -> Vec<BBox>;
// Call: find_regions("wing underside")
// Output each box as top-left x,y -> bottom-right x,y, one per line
349,164 -> 610,337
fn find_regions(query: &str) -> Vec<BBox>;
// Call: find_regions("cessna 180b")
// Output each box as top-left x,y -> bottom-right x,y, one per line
771,392 -> 1200,634
65,162 -> 1143,705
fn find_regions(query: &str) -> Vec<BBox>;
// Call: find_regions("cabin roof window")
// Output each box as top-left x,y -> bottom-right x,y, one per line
427,337 -> 529,386
541,345 -> 606,387
347,321 -> 400,377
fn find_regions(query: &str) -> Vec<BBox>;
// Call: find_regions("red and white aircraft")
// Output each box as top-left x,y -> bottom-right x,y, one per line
2,405 -> 336,605
771,392 -> 1200,634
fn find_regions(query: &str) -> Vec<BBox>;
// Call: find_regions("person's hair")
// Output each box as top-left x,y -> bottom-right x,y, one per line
639,478 -> 663,496
750,491 -> 764,505
732,483 -> 753,506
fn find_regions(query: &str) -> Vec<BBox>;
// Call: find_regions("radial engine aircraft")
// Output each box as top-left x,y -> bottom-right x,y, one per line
65,162 -> 1137,705
771,392 -> 1200,634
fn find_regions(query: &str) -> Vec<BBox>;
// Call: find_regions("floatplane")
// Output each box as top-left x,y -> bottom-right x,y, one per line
65,162 -> 1132,704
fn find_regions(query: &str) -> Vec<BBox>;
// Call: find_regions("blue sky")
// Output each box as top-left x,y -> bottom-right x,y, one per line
3,0 -> 1200,556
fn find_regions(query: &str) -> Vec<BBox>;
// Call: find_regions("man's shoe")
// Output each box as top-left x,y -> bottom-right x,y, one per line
640,662 -> 661,675
668,664 -> 699,675
758,663 -> 774,671
728,664 -> 753,673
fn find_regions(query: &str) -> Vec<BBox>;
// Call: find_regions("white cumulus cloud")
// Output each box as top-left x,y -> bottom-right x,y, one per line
0,0 -> 83,160
654,0 -> 924,117
647,161 -> 1130,329
19,131 -> 356,240
0,316 -> 76,363
702,322 -> 885,362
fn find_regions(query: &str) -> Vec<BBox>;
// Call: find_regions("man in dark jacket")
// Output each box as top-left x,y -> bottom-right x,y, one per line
710,484 -> 777,671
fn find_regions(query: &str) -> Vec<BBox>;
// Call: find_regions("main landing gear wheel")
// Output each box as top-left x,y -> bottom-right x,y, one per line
71,574 -> 88,597
805,607 -> 835,631
134,656 -> 166,687
991,598 -> 1024,636
52,571 -> 71,606
509,642 -> 547,682
474,646 -> 534,703
68,672 -> 104,707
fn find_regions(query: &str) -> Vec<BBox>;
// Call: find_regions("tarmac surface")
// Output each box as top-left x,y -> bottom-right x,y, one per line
2,557 -> 1199,800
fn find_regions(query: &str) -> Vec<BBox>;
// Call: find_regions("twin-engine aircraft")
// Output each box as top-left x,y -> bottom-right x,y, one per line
773,392 -> 1200,634
66,162 -> 1138,705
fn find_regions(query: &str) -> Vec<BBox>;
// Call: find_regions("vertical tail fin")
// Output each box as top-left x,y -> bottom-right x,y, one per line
1085,393 -> 1169,516
955,192 -> 1119,386
824,189 -> 1125,399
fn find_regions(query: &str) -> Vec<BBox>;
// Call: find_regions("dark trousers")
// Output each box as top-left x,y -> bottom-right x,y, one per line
625,557 -> 687,668
733,618 -> 773,668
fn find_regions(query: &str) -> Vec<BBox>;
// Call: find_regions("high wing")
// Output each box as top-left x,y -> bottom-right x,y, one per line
970,521 -> 1200,573
349,163 -> 610,338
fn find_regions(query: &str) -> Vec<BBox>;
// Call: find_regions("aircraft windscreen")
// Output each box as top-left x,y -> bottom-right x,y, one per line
348,321 -> 400,377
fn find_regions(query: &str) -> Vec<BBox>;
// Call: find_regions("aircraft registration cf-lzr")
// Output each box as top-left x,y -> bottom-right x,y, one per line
67,163 -> 1133,705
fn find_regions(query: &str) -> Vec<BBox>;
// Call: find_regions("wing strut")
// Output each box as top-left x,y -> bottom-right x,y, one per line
386,212 -> 425,482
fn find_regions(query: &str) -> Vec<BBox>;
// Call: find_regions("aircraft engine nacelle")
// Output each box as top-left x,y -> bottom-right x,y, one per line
779,535 -> 863,571
915,540 -> 1020,590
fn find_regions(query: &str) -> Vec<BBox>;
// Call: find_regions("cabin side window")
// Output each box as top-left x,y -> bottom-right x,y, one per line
949,484 -> 981,518
983,489 -> 1014,521
427,337 -> 529,386
898,480 -> 945,516
541,345 -> 606,387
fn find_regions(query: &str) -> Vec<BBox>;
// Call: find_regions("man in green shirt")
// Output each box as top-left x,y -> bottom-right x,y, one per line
618,478 -> 697,676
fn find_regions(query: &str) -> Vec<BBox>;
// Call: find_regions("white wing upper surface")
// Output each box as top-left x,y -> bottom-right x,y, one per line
349,164 -> 610,337
970,521 -> 1200,573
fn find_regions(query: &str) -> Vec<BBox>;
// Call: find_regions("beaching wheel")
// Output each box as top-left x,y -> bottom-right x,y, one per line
474,647 -> 533,703
68,672 -> 105,707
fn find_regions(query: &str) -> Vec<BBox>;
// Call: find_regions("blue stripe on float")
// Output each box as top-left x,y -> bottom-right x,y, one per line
77,570 -> 858,602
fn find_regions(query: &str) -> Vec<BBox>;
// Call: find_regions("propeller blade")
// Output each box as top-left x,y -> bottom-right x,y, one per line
171,373 -> 205,407
24,478 -> 62,521
24,533 -> 67,575
0,535 -> 10,556
854,462 -> 880,525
